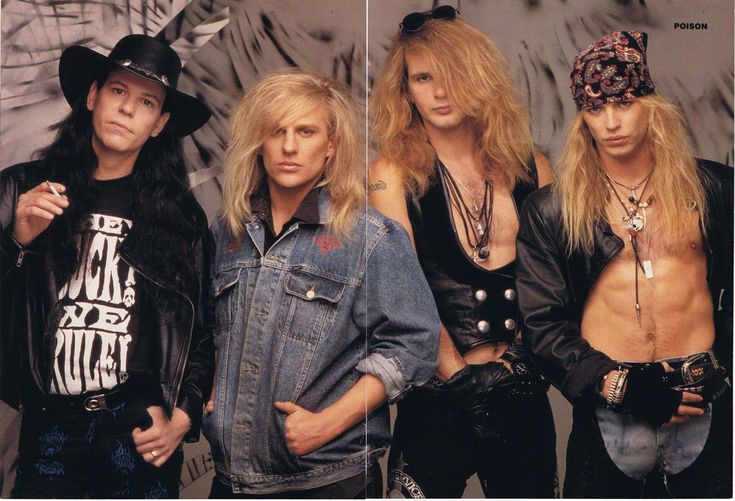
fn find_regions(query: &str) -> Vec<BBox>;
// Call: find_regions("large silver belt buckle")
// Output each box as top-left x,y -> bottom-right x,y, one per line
681,353 -> 708,386
84,395 -> 106,412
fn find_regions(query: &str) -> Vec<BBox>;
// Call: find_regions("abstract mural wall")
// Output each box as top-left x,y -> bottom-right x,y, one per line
369,0 -> 733,168
1,0 -> 732,498
1,0 -> 367,220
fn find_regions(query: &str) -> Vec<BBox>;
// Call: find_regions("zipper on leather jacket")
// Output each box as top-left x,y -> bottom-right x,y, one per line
118,253 -> 195,415
15,248 -> 26,267
11,236 -> 28,267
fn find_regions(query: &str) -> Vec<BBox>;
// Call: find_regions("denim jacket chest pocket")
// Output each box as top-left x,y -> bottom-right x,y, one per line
277,268 -> 347,344
212,267 -> 242,334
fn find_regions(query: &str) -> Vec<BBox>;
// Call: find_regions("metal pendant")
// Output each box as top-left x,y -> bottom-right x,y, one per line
473,246 -> 490,262
624,215 -> 645,233
471,199 -> 480,215
475,220 -> 484,236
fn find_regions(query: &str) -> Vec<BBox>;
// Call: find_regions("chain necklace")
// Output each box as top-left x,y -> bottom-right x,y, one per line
608,168 -> 653,191
604,171 -> 654,326
439,162 -> 492,262
452,173 -> 485,216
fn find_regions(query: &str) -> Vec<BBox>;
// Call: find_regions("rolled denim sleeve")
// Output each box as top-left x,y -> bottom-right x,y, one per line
353,215 -> 440,402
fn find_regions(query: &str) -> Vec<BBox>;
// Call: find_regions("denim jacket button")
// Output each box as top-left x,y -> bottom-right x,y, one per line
306,289 -> 316,300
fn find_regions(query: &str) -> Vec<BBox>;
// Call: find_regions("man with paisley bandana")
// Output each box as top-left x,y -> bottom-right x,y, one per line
516,31 -> 732,497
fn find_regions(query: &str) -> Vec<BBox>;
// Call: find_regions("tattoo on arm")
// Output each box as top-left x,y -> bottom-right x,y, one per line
368,180 -> 387,193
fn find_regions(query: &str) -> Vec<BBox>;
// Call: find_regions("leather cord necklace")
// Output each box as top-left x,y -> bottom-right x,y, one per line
605,171 -> 654,326
439,161 -> 492,262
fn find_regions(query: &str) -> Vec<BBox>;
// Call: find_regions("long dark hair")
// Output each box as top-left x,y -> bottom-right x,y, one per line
41,69 -> 200,314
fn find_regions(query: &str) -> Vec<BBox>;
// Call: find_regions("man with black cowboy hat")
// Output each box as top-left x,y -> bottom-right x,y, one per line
0,34 -> 214,498
516,31 -> 732,497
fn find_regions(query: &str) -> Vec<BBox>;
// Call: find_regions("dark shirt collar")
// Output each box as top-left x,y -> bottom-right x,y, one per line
251,184 -> 322,237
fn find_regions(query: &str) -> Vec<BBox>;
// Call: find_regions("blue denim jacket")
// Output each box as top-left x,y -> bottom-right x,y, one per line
202,190 -> 439,494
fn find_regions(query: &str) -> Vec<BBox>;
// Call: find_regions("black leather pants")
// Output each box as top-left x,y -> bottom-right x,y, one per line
387,383 -> 558,498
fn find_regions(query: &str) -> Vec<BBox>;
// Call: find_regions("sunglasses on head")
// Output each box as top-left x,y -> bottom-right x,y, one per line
399,5 -> 459,34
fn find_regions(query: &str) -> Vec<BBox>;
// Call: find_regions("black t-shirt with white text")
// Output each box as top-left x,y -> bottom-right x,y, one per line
50,175 -> 154,395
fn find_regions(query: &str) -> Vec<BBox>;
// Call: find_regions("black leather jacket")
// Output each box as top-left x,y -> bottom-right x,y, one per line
516,159 -> 733,406
0,161 -> 214,441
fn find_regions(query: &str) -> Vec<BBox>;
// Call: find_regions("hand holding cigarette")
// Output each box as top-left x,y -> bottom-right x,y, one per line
46,180 -> 62,197
12,180 -> 69,247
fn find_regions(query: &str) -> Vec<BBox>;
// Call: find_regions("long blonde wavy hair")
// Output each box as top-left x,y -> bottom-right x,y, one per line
370,17 -> 533,196
222,69 -> 365,241
557,94 -> 707,255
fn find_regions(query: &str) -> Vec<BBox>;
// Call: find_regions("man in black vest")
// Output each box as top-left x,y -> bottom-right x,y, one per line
369,7 -> 557,498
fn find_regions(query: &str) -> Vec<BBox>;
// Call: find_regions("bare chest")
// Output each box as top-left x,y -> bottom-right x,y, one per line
581,207 -> 713,360
446,181 -> 519,270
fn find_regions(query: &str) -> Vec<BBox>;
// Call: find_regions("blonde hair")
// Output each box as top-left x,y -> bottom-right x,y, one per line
557,94 -> 707,255
370,17 -> 533,196
223,69 -> 364,241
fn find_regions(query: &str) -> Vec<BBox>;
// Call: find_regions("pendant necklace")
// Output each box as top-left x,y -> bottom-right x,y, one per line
439,162 -> 492,263
604,170 -> 654,326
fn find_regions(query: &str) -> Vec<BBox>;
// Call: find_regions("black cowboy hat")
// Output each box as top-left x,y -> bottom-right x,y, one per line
59,34 -> 211,136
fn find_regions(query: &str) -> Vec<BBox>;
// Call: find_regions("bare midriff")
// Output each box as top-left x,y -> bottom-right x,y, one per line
581,208 -> 714,362
464,342 -> 512,364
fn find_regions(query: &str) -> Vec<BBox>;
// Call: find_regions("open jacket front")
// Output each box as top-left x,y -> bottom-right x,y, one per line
204,189 -> 439,494
515,159 -> 733,405
0,160 -> 214,442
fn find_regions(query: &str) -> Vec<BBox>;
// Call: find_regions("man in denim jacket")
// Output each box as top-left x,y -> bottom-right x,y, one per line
203,70 -> 440,498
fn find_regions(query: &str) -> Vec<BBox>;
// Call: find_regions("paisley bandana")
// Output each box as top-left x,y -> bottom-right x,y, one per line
570,31 -> 656,109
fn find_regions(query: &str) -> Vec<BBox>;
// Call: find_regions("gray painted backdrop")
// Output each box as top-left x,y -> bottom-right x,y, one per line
1,0 -> 732,498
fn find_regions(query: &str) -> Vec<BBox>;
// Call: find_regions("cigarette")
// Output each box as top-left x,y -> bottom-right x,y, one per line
46,180 -> 61,197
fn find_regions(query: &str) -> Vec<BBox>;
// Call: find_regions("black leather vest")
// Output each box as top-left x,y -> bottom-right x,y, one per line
408,159 -> 538,353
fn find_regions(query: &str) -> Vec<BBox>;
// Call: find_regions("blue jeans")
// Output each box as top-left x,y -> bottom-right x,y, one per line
209,462 -> 382,499
564,390 -> 732,498
12,395 -> 182,498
